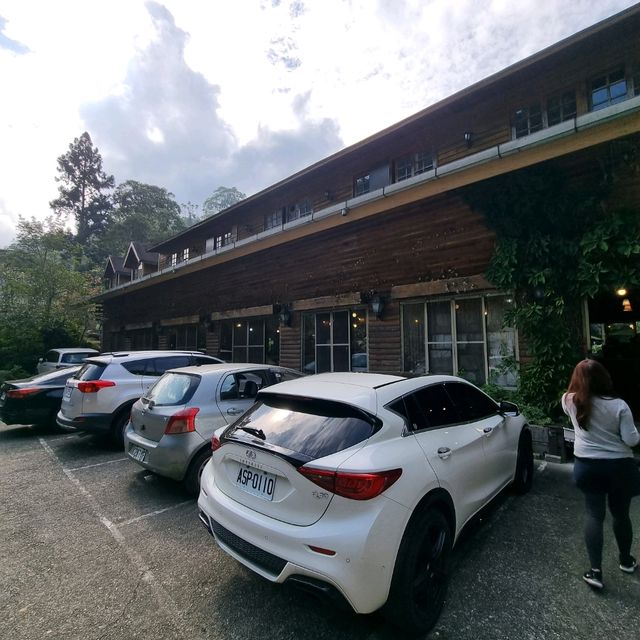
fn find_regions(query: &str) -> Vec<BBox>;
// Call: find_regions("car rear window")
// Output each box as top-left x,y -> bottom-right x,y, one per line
74,362 -> 106,381
61,352 -> 92,364
224,395 -> 378,461
144,373 -> 200,406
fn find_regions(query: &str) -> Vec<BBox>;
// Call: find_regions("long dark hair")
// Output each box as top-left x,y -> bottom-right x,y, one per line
567,359 -> 615,429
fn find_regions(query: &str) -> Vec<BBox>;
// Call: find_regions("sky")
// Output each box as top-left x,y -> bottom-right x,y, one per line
0,0 -> 638,247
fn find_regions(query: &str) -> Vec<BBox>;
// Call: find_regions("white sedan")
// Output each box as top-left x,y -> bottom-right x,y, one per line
198,372 -> 533,634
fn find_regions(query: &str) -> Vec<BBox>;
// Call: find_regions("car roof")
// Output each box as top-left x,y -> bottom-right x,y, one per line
85,350 -> 206,364
260,372 -> 472,413
49,347 -> 99,354
163,362 -> 279,376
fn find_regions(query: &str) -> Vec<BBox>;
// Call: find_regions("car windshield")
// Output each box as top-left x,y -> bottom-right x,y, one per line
224,394 -> 377,460
143,372 -> 200,406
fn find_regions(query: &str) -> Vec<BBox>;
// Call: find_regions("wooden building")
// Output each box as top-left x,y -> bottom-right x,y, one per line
98,7 -> 640,390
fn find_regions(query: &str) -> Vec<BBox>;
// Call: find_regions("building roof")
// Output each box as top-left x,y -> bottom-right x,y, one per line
104,255 -> 131,278
123,242 -> 159,269
150,4 -> 640,253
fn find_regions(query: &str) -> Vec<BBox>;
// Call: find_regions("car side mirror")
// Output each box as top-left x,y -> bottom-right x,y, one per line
499,400 -> 519,416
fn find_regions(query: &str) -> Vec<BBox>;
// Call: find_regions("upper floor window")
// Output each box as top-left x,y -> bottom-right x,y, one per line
285,199 -> 313,223
171,253 -> 177,267
205,237 -> 215,253
513,103 -> 543,139
182,248 -> 189,262
395,151 -> 434,182
547,91 -> 577,126
265,209 -> 282,230
354,174 -> 370,196
223,231 -> 233,246
590,67 -> 628,111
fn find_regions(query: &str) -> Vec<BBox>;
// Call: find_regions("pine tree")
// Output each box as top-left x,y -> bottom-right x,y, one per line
50,132 -> 115,244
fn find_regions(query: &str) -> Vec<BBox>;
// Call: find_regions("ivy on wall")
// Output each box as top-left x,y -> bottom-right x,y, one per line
463,147 -> 640,418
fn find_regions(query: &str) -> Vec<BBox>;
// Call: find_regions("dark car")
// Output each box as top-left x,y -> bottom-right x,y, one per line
0,367 -> 81,428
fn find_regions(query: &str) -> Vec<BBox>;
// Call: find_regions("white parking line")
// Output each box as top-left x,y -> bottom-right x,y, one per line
38,437 -> 206,640
537,461 -> 548,473
67,457 -> 129,472
118,500 -> 193,527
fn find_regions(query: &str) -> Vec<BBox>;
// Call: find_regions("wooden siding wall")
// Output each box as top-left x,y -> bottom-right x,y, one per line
369,302 -> 402,372
103,193 -> 495,331
279,320 -> 302,371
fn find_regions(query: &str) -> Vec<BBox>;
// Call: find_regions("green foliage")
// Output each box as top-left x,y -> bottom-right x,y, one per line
202,186 -> 246,217
465,158 -> 640,421
0,366 -> 30,385
49,132 -> 115,244
92,180 -> 186,260
0,217 -> 100,373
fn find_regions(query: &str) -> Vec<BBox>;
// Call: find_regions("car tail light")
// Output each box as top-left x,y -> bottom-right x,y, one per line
211,434 -> 222,451
164,407 -> 200,434
77,380 -> 116,393
297,467 -> 402,500
6,388 -> 42,398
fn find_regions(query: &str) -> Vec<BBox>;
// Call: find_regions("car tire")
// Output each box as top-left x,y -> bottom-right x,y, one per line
383,507 -> 452,635
110,409 -> 130,450
512,429 -> 534,494
184,447 -> 212,497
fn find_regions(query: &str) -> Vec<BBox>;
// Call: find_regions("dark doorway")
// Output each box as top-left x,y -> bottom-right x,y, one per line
588,287 -> 640,418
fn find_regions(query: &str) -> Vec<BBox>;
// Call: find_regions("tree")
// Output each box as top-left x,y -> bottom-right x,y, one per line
95,180 -> 187,257
202,186 -> 246,217
50,132 -> 115,244
0,217 -> 99,373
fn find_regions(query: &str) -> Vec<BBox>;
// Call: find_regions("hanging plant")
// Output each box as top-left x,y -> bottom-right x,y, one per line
463,152 -> 640,419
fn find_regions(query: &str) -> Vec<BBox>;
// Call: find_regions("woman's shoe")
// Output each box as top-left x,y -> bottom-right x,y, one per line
583,569 -> 604,589
619,556 -> 637,574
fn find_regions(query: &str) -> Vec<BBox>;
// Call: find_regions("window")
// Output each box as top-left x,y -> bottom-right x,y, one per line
395,151 -> 434,182
171,253 -> 177,266
219,317 -> 280,364
182,248 -> 189,262
223,231 -> 233,246
354,174 -> 370,196
590,67 -> 628,111
513,103 -> 543,138
215,236 -> 222,249
219,371 -> 270,401
547,91 -> 577,126
444,382 -> 497,422
265,209 -> 282,230
302,309 -> 367,374
166,325 -> 200,351
205,237 -> 215,253
405,384 -> 460,430
401,295 -> 517,386
45,351 -> 59,363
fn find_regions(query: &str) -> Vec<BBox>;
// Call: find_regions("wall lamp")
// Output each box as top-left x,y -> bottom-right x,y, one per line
370,295 -> 385,320
279,305 -> 292,327
340,206 -> 349,217
464,131 -> 474,148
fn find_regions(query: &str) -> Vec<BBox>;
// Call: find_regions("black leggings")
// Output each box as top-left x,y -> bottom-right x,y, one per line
574,457 -> 636,569
583,491 -> 633,569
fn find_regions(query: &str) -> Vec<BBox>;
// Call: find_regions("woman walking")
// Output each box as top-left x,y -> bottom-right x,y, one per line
562,359 -> 640,589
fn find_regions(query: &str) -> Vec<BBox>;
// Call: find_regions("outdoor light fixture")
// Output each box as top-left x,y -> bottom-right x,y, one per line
464,131 -> 474,148
616,287 -> 628,296
279,305 -> 292,327
370,295 -> 385,319
341,207 -> 349,217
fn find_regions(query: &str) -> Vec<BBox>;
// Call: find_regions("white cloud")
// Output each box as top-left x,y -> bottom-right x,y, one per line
0,0 -> 637,246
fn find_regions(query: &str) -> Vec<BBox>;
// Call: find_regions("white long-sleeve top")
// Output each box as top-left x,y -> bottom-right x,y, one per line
562,393 -> 640,459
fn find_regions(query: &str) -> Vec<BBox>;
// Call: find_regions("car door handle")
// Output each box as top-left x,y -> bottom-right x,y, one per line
483,426 -> 494,435
437,447 -> 452,459
227,408 -> 243,415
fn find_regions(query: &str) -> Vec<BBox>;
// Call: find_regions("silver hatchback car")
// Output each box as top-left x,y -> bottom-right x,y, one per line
125,363 -> 303,495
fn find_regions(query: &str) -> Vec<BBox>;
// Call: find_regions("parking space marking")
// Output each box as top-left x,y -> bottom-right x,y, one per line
38,437 -> 207,640
118,500 -> 194,527
537,461 -> 548,473
67,457 -> 129,472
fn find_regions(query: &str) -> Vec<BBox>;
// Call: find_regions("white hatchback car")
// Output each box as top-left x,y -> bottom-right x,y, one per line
198,372 -> 533,634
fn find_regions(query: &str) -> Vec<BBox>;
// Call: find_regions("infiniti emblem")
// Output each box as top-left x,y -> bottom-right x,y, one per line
245,449 -> 256,460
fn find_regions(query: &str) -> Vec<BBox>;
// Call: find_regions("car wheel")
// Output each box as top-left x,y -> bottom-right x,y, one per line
383,508 -> 452,635
184,447 -> 212,497
512,429 -> 534,494
110,409 -> 130,450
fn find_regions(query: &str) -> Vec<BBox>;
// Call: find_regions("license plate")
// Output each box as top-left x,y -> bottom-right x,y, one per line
235,463 -> 276,501
64,386 -> 72,399
129,445 -> 147,463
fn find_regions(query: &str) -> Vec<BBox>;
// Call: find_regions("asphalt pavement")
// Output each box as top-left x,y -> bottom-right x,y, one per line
1,421 -> 639,640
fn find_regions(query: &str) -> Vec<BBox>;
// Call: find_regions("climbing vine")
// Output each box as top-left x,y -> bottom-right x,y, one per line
463,148 -> 640,419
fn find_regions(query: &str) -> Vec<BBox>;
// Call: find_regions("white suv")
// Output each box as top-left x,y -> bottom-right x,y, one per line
198,372 -> 533,634
57,351 -> 223,446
